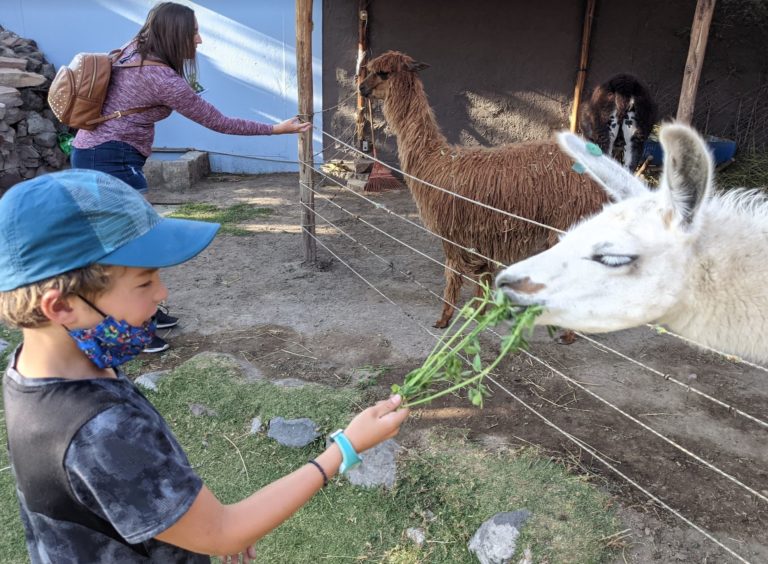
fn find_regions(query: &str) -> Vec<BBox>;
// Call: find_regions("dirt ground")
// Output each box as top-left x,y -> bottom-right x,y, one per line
145,172 -> 767,563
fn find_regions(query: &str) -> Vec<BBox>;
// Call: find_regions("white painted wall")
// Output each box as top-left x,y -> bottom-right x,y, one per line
1,0 -> 322,173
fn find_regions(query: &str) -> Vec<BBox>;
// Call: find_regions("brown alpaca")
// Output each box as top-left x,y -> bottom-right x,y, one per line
360,51 -> 609,328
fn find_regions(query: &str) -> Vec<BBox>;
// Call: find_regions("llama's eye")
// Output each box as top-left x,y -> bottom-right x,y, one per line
592,254 -> 637,267
376,71 -> 390,80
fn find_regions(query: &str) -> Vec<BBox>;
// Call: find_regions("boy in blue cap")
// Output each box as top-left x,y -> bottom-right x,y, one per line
0,170 -> 408,562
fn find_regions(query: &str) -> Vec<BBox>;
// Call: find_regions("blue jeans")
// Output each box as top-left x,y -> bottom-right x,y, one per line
71,141 -> 148,194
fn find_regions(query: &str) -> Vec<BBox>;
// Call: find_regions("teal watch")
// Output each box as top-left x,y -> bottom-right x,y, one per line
329,429 -> 362,473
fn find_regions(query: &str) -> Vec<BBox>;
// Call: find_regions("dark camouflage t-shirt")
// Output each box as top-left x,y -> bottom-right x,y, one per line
5,359 -> 209,563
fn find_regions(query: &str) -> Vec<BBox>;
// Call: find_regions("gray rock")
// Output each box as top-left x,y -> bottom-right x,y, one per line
0,86 -> 22,107
0,338 -> 9,355
267,417 -> 319,447
0,56 -> 26,70
468,510 -> 531,564
271,377 -> 307,388
25,111 -> 54,135
249,417 -> 263,434
134,370 -> 170,392
406,527 -> 426,547
346,439 -> 400,490
189,403 -> 218,417
0,68 -> 45,88
34,131 -> 57,148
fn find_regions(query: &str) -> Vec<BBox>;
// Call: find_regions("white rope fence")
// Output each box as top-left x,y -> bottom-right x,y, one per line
281,116 -> 768,558
314,123 -> 768,378
301,142 -> 768,431
297,220 -> 755,563
297,179 -> 768,505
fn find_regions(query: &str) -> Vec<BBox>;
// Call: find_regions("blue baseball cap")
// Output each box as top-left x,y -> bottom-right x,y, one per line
0,169 -> 220,291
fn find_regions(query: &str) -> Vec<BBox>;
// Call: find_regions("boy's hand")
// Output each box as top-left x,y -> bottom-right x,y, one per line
218,544 -> 256,563
273,116 -> 312,134
343,395 -> 409,453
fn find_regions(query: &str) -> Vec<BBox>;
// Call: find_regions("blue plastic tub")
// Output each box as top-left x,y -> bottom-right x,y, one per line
642,136 -> 736,167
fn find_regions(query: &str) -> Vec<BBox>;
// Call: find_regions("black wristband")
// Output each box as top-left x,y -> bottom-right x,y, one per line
308,459 -> 328,487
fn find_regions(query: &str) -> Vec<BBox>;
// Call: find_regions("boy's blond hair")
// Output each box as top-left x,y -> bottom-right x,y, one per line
0,264 -> 114,329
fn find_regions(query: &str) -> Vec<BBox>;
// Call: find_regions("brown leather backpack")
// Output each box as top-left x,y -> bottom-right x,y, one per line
48,47 -> 166,131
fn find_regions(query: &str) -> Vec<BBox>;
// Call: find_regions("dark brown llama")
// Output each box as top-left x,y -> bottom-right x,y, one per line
579,73 -> 657,172
359,50 -> 608,328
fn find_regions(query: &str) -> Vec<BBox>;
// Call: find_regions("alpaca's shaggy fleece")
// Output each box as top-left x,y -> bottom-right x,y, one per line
362,51 -> 608,327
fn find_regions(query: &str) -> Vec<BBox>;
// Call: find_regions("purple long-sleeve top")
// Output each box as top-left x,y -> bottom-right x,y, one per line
74,54 -> 274,157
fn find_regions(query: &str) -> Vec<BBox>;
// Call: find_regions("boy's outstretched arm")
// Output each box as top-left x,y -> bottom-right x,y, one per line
155,395 -> 408,555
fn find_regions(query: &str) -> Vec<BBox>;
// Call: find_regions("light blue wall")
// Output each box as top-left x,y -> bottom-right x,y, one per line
1,0 -> 322,173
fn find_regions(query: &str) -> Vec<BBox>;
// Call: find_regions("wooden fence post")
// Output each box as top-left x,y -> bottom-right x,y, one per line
676,0 -> 717,124
355,0 -> 369,149
296,0 -> 316,264
569,0 -> 596,132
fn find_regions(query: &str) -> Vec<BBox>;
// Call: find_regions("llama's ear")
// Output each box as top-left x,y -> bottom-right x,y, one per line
557,132 -> 647,202
658,123 -> 712,230
406,61 -> 430,73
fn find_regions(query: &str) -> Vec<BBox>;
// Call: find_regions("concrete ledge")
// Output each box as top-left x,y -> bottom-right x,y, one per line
145,150 -> 210,191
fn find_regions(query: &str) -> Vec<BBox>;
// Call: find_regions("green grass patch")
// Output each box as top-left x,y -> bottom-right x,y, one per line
0,353 -> 621,562
167,202 -> 273,236
0,326 -> 21,372
0,326 -> 25,558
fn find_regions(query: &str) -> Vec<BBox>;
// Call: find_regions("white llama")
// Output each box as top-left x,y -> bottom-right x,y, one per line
495,122 -> 768,363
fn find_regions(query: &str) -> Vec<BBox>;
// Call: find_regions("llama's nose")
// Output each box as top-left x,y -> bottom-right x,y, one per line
359,84 -> 371,98
495,273 -> 546,295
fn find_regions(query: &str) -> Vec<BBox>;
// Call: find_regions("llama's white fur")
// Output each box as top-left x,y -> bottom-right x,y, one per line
496,123 -> 768,362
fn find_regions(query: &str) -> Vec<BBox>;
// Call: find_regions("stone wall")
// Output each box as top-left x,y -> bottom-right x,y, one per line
0,26 -> 69,191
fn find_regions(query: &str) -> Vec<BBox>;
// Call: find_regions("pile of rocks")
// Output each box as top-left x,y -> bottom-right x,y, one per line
0,26 -> 69,191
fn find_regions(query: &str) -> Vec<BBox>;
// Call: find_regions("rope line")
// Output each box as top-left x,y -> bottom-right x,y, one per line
298,202 -> 448,306
316,127 -> 567,234
514,343 -> 768,504
306,161 -> 505,267
649,325 -> 768,376
576,332 -> 768,430
300,192 -> 478,284
299,223 -> 753,563
297,90 -> 358,119
484,376 -> 752,564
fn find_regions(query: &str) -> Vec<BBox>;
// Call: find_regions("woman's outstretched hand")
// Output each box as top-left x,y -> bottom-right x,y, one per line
273,117 -> 312,134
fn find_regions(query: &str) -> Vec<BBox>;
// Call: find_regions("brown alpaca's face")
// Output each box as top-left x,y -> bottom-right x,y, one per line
359,52 -> 430,100
359,64 -> 394,100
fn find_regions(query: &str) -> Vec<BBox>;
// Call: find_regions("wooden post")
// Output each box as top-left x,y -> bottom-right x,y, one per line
296,0 -> 316,264
676,0 -> 717,123
355,0 -> 369,149
569,0 -> 596,132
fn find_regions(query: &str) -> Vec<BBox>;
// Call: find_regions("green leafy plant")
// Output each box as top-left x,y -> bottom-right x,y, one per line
392,285 -> 541,408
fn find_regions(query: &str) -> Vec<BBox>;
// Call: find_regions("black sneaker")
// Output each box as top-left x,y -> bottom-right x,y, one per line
143,335 -> 170,354
154,306 -> 179,329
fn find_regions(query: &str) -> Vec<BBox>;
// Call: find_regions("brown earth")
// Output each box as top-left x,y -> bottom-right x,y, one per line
145,172 -> 767,563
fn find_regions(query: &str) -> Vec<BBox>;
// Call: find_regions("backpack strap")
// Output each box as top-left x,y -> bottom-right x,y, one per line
85,106 -> 158,126
84,48 -> 169,127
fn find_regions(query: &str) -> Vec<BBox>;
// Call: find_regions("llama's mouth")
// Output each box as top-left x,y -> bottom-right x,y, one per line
495,272 -> 547,306
498,290 -> 544,308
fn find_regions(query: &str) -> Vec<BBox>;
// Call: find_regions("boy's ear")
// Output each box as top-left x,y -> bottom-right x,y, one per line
39,290 -> 77,325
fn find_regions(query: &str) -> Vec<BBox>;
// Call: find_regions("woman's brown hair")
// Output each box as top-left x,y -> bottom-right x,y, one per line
134,2 -> 198,81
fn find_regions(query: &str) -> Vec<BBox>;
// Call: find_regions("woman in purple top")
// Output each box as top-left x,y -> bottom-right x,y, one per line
72,2 -> 310,354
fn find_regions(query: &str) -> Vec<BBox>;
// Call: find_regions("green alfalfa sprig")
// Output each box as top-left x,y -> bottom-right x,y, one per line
392,284 -> 542,408
392,292 -> 492,401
